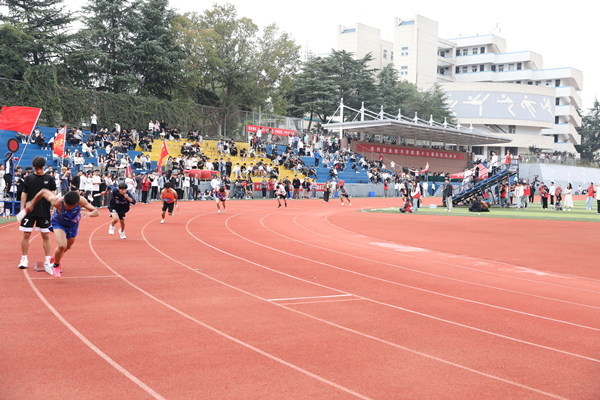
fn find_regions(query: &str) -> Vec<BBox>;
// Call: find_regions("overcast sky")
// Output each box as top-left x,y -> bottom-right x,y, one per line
65,0 -> 596,109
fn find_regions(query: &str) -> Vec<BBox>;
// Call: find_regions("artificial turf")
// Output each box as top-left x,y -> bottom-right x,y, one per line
367,200 -> 600,222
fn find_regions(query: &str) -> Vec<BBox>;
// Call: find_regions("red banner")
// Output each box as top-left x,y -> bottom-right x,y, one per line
53,125 -> 66,158
357,144 -> 465,160
157,141 -> 169,172
0,106 -> 42,135
252,182 -> 326,192
247,124 -> 296,137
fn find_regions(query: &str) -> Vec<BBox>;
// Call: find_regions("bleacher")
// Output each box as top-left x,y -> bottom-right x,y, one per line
1,127 -> 370,184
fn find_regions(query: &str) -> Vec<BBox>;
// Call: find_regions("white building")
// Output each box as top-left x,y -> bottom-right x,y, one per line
336,15 -> 584,158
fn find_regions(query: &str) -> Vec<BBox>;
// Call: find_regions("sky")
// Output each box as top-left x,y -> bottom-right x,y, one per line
65,0 -> 597,109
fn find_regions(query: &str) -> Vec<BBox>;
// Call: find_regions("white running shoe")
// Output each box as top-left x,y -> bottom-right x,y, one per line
160,219 -> 164,224
44,260 -> 52,271
119,229 -> 126,239
108,225 -> 115,235
18,259 -> 28,269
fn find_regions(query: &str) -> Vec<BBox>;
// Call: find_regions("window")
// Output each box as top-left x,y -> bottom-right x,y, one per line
401,47 -> 409,56
383,49 -> 388,60
480,64 -> 485,72
480,46 -> 485,54
391,51 -> 394,61
528,81 -> 532,85
517,62 -> 522,70
462,66 -> 468,73
400,66 -> 408,75
535,81 -> 541,86
472,146 -> 483,155
516,81 -> 521,84
508,125 -> 516,134
508,64 -> 514,71
472,65 -> 478,72
555,98 -> 560,105
456,66 -> 460,74
472,47 -> 478,55
491,65 -> 496,72
462,48 -> 468,55
456,49 -> 460,57
498,64 -> 504,71
555,116 -> 560,124
555,79 -> 560,86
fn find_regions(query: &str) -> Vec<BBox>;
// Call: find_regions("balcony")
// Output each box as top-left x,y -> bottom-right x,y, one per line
543,124 -> 580,145
555,104 -> 582,128
454,68 -> 583,90
555,86 -> 583,110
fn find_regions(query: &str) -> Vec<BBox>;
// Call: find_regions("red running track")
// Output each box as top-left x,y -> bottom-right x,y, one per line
1,197 -> 599,399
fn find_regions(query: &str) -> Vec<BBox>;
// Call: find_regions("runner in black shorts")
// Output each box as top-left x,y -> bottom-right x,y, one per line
18,156 -> 56,270
99,182 -> 136,239
275,183 -> 287,208
339,184 -> 352,206
160,182 -> 178,223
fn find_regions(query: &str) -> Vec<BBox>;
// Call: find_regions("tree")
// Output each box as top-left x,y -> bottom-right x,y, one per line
129,0 -> 184,100
0,23 -> 33,80
0,0 -> 73,66
68,0 -> 140,93
171,4 -> 300,112
575,98 -> 600,163
376,64 -> 421,116
287,56 -> 337,131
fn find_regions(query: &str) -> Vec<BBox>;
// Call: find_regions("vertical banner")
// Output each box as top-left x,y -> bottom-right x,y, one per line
53,125 -> 66,158
157,141 -> 169,172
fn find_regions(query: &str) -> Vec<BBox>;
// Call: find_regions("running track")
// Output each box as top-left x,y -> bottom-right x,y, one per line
2,197 -> 599,399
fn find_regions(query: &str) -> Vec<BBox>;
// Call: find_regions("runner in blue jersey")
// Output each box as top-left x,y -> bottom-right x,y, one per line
19,189 -> 99,277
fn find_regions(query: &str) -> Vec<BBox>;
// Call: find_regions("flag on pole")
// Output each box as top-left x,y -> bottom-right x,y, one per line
0,106 -> 42,135
53,125 -> 66,158
157,141 -> 169,172
127,162 -> 133,177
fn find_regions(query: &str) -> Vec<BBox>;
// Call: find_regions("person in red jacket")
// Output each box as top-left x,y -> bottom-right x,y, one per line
522,183 -> 530,208
141,174 -> 151,204
500,183 -> 507,208
586,182 -> 595,210
383,180 -> 388,198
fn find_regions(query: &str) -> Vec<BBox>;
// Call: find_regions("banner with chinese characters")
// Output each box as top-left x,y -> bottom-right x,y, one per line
356,144 -> 465,160
246,124 -> 296,137
253,182 -> 325,192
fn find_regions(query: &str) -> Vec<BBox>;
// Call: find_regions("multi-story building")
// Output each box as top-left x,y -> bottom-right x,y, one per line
336,15 -> 584,158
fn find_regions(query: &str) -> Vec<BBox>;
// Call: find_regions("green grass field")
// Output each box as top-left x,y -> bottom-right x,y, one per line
368,200 -> 600,222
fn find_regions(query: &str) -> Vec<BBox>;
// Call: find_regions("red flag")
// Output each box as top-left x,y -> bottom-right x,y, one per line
0,106 -> 42,135
478,164 -> 489,179
408,162 -> 429,175
157,141 -> 169,172
53,125 -> 66,158
127,162 -> 132,176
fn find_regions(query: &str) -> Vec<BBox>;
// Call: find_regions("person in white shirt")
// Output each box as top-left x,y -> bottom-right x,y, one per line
125,174 -> 136,197
182,173 -> 191,200
91,170 -> 102,207
514,182 -> 525,210
549,182 -> 556,205
83,171 -> 94,200
256,128 -> 262,145
232,163 -> 241,178
82,142 -> 98,158
205,160 -> 213,171
91,113 -> 98,133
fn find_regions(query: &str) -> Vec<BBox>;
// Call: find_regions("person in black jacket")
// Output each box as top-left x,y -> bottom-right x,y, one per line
443,179 -> 454,211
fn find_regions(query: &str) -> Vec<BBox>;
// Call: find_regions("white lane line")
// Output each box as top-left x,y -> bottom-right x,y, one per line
269,294 -> 353,302
287,211 -> 600,307
23,270 -> 166,400
30,276 -> 119,280
248,213 -> 600,332
283,298 -> 365,306
209,211 -> 600,363
180,213 -> 575,398
323,212 -> 600,290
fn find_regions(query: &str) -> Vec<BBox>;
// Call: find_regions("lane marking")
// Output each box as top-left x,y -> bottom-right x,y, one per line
30,276 -> 119,280
23,270 -> 166,400
269,294 -> 353,302
282,298 -> 365,306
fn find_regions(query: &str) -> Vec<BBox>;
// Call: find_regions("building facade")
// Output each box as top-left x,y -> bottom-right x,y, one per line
336,15 -> 584,159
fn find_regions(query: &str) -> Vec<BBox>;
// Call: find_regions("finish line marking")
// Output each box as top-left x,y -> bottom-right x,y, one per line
268,294 -> 353,302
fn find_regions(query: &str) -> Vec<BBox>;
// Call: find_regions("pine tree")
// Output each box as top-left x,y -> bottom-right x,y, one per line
130,0 -> 184,100
0,0 -> 73,66
69,0 -> 139,93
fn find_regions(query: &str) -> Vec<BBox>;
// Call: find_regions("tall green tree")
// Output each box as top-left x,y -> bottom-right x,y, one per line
0,0 -> 73,66
69,0 -> 140,93
171,4 -> 300,111
129,0 -> 184,100
576,98 -> 600,162
0,23 -> 33,80
287,56 -> 337,131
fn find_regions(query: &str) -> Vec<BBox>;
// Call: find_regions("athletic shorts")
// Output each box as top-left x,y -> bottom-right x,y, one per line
109,209 -> 126,220
216,197 -> 226,202
277,194 -> 287,200
20,216 -> 52,233
50,221 -> 79,240
162,202 -> 174,213
341,194 -> 350,199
